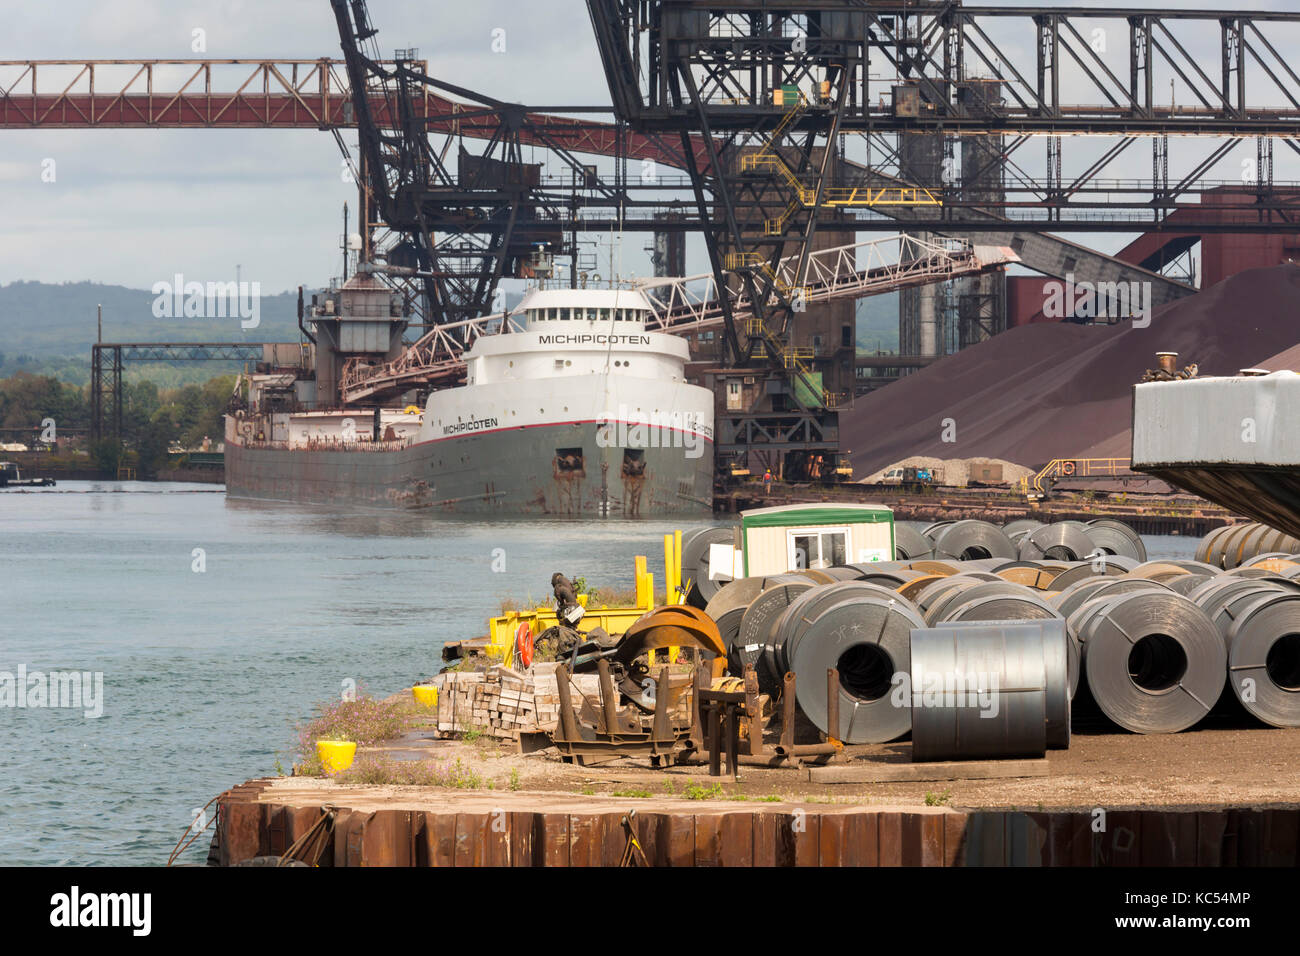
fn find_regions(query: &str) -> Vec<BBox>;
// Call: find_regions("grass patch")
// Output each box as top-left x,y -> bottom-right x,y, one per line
924,788 -> 952,807
684,781 -> 724,801
611,787 -> 652,798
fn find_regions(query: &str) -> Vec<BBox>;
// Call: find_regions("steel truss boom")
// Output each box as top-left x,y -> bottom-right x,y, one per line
338,233 -> 1014,403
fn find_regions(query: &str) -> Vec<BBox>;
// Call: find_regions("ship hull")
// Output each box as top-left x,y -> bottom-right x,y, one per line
224,422 -> 713,515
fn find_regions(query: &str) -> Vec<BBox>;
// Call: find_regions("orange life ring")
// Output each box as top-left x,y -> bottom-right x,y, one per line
1061,461 -> 1076,476
514,623 -> 534,669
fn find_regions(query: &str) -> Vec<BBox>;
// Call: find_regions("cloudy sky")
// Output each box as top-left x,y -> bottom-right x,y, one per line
1,0 -> 1296,294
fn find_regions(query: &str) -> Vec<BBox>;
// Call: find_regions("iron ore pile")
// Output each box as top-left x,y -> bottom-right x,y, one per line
678,519 -> 1300,763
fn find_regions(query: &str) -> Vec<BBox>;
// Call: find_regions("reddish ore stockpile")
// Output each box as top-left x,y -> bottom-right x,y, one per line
842,264 -> 1300,478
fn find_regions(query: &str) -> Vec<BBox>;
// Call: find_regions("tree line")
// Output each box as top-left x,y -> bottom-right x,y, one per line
0,371 -> 236,477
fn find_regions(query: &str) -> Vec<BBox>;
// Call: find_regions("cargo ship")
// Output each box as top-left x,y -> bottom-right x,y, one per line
224,279 -> 715,515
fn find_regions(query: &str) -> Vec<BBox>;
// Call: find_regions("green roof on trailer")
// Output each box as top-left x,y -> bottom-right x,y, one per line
740,503 -> 893,529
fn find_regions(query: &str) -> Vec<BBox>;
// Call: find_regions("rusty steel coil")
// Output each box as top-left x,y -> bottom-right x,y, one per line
996,564 -> 1064,590
1018,523 -> 1097,562
931,520 -> 1017,561
1128,561 -> 1192,583
925,618 -> 1071,749
1196,524 -> 1235,567
1078,590 -> 1225,734
1222,591 -> 1300,727
1240,553 -> 1300,571
1222,567 -> 1299,585
897,573 -> 947,603
894,524 -> 935,561
908,624 -> 1051,761
905,559 -> 961,576
1211,524 -> 1255,569
1084,519 -> 1148,562
788,593 -> 924,743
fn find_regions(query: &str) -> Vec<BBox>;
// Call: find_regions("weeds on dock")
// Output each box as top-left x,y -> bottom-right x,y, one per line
331,755 -> 491,789
924,788 -> 953,807
292,691 -> 421,775
683,781 -> 724,801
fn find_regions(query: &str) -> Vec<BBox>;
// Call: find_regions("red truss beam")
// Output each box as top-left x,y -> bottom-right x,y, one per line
0,59 -> 705,170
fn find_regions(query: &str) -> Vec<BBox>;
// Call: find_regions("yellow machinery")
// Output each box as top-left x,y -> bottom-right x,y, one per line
486,532 -> 692,669
1021,458 -> 1134,496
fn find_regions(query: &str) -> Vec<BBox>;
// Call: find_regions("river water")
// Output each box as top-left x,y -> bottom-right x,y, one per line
0,481 -> 1197,865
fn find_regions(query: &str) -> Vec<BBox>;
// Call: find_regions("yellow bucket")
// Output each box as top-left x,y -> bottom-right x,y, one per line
316,740 -> 357,775
412,685 -> 439,708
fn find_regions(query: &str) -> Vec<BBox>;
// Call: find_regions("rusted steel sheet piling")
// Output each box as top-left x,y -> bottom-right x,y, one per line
214,781 -> 1300,867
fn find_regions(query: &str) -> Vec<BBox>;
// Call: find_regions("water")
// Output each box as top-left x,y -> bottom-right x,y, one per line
0,485 -> 1195,866
0,481 -> 721,866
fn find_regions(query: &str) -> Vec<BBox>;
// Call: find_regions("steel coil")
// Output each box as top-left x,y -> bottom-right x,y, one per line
1206,583 -> 1294,645
915,572 -> 1003,622
1062,583 -> 1176,701
732,575 -> 813,679
1222,567 -> 1298,585
713,605 -> 747,657
1196,525 -> 1234,566
928,618 -> 1071,749
1128,561 -> 1193,583
894,524 -> 935,561
1046,559 -> 1129,592
1163,573 -> 1214,596
1003,519 -> 1046,545
1078,590 -> 1225,734
931,581 -> 1051,624
1189,575 -> 1299,627
908,625 -> 1049,761
1085,519 -> 1148,561
1052,576 -> 1173,622
768,581 -> 909,683
790,594 -> 924,744
931,520 -> 1017,561
1018,523 -> 1097,562
1211,524 -> 1254,569
703,576 -> 766,621
682,527 -> 737,605
855,568 -> 928,589
1222,591 -> 1300,727
905,560 -> 961,576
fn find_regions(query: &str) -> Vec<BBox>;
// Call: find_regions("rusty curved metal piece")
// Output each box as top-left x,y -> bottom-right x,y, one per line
617,605 -> 726,664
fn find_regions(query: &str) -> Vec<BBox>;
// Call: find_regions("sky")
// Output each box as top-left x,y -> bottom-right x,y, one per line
0,0 -> 1296,295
